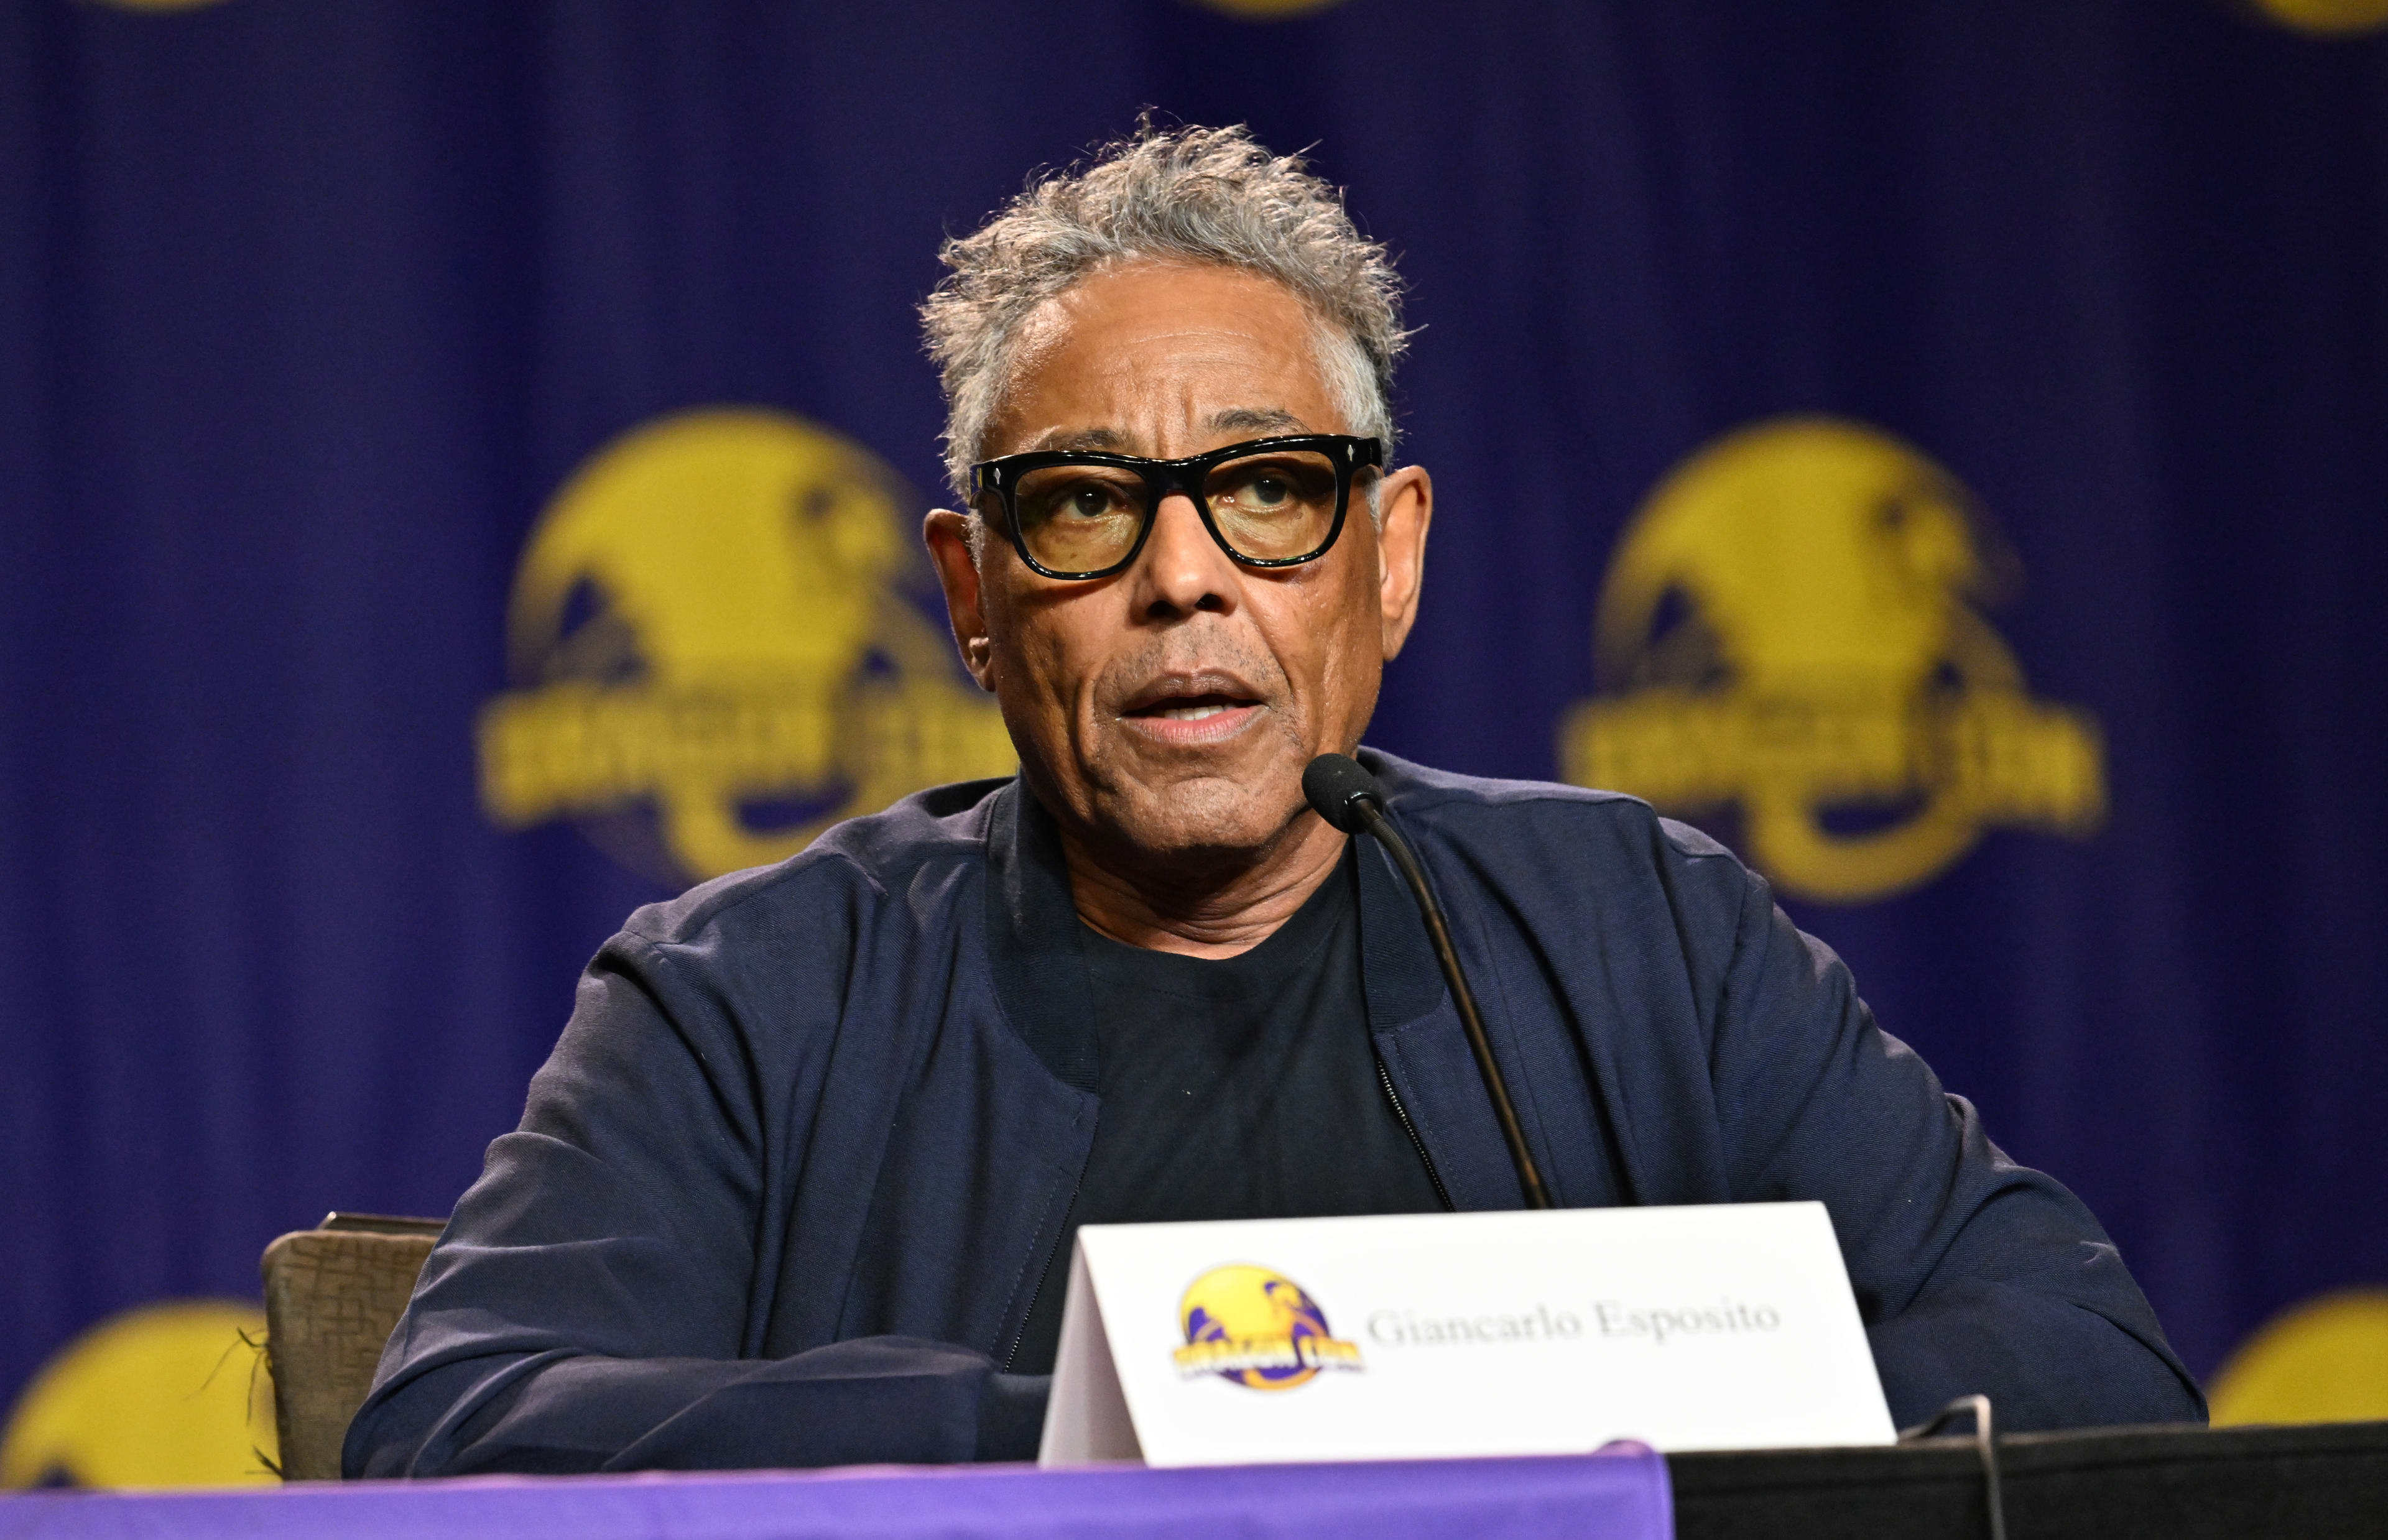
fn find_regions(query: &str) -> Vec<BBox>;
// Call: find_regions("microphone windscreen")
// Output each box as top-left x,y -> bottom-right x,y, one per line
1302,753 -> 1380,833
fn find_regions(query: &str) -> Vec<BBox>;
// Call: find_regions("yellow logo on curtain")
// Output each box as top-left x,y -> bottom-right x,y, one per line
2208,1291 -> 2388,1426
1558,418 -> 2104,904
2242,0 -> 2388,35
1,1303 -> 275,1489
1195,0 -> 1347,16
478,408 -> 1015,887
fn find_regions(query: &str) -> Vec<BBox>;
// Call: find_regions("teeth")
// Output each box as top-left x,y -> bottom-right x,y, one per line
1157,703 -> 1234,721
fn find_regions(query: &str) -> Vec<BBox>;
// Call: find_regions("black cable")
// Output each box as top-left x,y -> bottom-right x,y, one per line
1303,754 -> 1552,1210
1900,1394 -> 2007,1540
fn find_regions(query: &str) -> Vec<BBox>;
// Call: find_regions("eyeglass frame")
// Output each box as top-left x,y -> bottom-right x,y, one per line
968,433 -> 1384,581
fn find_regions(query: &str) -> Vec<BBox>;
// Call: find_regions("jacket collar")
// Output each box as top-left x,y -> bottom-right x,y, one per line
981,780 -> 1101,1094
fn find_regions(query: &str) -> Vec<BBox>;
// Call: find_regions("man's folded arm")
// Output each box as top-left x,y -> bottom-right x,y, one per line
343,931 -> 1048,1477
349,1342 -> 1048,1476
1691,845 -> 2206,1431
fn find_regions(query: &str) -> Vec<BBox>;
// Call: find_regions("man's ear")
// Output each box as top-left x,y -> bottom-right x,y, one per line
1373,465 -> 1433,660
924,509 -> 998,691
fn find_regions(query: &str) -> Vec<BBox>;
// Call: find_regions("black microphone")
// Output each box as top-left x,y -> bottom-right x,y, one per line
1303,754 -> 1553,1210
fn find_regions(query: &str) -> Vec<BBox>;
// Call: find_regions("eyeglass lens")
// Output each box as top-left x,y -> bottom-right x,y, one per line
1006,447 -> 1344,574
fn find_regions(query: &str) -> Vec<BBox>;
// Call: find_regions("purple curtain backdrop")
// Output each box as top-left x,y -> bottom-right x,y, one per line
2,0 -> 2384,1417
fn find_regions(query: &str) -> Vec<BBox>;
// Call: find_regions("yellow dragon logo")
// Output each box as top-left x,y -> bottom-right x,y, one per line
1560,417 -> 2103,902
479,408 -> 1014,885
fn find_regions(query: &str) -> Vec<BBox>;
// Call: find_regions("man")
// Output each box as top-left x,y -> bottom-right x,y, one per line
346,126 -> 2201,1478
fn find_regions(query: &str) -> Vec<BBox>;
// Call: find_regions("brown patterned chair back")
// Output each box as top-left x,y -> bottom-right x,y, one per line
258,1214 -> 443,1482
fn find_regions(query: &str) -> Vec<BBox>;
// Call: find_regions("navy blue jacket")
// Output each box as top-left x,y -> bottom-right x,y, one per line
345,753 -> 2202,1477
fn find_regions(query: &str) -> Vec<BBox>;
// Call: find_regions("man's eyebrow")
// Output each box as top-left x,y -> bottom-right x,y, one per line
1208,407 -> 1305,435
1028,427 -> 1129,452
1022,412 -> 1302,455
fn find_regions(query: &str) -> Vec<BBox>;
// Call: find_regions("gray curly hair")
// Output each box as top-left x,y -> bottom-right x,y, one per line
920,123 -> 1408,509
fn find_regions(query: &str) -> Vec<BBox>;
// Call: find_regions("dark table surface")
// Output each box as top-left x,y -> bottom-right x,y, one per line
1671,1419 -> 2388,1540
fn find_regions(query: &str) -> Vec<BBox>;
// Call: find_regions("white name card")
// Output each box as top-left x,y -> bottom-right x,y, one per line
1039,1201 -> 1895,1467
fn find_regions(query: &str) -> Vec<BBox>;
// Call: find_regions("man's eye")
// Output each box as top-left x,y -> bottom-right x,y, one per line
1217,464 -> 1314,510
1058,484 -> 1127,519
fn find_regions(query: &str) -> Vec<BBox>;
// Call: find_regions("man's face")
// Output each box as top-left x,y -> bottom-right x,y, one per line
925,260 -> 1432,868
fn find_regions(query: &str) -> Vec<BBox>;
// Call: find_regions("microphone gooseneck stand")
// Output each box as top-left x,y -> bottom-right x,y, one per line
1302,753 -> 1553,1210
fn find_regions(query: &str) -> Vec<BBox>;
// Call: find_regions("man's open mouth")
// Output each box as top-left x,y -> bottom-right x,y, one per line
1127,693 -> 1256,722
1118,676 -> 1267,743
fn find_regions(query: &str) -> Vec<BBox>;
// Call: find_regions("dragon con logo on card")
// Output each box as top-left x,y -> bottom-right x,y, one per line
1173,1265 -> 1363,1391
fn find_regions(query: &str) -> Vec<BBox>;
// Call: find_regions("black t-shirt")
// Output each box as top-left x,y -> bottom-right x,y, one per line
1009,847 -> 1447,1373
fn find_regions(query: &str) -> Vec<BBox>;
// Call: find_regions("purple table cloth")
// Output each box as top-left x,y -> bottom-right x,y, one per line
0,1448 -> 1671,1540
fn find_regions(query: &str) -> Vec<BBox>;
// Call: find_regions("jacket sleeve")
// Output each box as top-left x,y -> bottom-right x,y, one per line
1683,838 -> 2206,1432
341,930 -> 1047,1477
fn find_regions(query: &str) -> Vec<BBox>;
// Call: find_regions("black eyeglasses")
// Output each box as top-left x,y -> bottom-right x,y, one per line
970,434 -> 1382,581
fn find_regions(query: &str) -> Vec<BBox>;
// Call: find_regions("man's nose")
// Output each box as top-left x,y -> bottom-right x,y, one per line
1132,491 -> 1238,617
